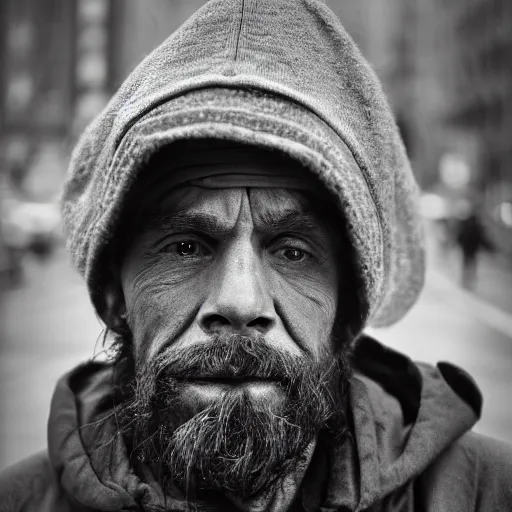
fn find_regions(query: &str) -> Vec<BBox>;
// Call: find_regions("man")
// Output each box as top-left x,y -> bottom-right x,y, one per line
1,1 -> 512,510
454,208 -> 493,289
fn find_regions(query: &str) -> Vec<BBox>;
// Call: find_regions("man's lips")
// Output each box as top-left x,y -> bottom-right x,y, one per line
180,377 -> 277,386
179,377 -> 285,404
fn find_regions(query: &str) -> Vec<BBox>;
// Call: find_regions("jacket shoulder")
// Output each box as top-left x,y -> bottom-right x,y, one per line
0,451 -> 72,512
420,432 -> 512,511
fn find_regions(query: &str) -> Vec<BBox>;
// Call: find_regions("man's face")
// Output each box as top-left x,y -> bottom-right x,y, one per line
114,160 -> 351,498
121,185 -> 340,388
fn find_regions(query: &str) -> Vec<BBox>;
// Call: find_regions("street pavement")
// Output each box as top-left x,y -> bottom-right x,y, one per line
1,244 -> 512,471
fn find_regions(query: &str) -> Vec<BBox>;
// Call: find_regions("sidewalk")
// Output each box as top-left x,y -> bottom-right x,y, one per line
427,222 -> 512,318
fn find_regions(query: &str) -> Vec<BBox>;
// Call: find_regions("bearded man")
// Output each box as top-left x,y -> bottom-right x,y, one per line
2,1 -> 512,511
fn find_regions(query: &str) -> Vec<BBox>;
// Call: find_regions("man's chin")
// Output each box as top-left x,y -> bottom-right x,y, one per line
157,386 -> 314,499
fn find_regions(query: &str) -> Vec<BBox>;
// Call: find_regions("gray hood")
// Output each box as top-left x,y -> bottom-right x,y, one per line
61,0 -> 425,327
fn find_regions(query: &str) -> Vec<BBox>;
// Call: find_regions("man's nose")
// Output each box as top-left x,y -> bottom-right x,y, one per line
198,244 -> 276,335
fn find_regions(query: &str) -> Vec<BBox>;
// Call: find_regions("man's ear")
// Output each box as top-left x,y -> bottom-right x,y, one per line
100,273 -> 128,334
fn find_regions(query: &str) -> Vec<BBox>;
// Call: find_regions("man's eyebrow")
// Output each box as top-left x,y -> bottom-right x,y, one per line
146,210 -> 230,235
256,209 -> 325,234
143,209 -> 328,237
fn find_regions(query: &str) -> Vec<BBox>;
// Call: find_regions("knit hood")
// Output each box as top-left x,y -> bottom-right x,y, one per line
46,337 -> 481,511
61,0 -> 425,327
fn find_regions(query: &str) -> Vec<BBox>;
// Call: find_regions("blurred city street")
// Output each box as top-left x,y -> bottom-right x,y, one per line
1,235 -> 512,471
0,248 -> 102,471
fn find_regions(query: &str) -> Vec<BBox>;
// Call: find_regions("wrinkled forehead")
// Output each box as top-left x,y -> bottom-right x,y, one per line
153,187 -> 318,229
131,140 -> 336,225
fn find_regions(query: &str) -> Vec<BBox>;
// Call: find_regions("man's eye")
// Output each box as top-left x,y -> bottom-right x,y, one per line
279,248 -> 307,262
162,240 -> 207,257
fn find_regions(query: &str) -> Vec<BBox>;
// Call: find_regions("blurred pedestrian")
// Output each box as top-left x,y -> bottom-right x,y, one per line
1,1 -> 512,511
455,209 -> 493,289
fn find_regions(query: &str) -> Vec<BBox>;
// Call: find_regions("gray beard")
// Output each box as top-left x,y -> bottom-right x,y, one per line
115,334 -> 351,500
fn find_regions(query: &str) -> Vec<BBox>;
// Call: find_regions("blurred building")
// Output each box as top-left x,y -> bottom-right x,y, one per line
445,0 -> 512,189
0,0 -> 117,276
0,0 -> 118,195
442,0 -> 512,254
1,0 -> 76,144
0,0 -> 77,200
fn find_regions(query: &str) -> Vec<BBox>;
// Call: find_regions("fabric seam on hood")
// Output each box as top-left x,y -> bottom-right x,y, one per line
234,0 -> 245,61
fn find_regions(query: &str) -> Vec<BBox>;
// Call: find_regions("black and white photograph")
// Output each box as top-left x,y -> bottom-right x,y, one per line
1,1 -> 512,510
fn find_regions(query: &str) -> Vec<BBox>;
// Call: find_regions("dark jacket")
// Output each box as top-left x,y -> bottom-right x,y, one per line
2,336 -> 512,511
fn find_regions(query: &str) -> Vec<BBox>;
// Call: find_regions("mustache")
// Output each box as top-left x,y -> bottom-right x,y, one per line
148,334 -> 315,384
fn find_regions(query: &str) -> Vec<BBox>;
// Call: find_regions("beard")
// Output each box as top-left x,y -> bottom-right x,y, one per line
115,333 -> 351,500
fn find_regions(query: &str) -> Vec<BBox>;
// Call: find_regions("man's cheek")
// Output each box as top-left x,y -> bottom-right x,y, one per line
127,273 -> 205,361
272,273 -> 337,357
